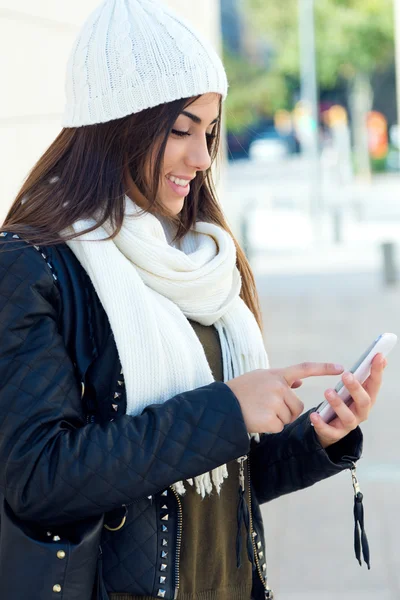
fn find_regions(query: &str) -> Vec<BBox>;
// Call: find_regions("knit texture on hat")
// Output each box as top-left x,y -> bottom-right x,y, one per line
62,0 -> 228,127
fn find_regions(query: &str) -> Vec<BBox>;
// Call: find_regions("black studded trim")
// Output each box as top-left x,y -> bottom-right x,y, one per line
157,489 -> 170,597
109,365 -> 125,422
0,233 -> 59,283
32,241 -> 58,282
253,529 -> 269,589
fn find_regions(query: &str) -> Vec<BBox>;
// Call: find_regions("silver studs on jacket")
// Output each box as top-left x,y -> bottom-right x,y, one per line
109,367 -> 125,421
158,490 -> 169,597
253,530 -> 270,595
24,239 -> 58,282
1,234 -> 55,273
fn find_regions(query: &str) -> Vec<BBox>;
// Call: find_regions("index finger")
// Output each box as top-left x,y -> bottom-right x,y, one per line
282,362 -> 344,386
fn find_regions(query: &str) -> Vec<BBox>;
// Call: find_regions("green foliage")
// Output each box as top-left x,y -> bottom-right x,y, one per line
245,0 -> 394,83
224,51 -> 290,133
224,0 -> 395,132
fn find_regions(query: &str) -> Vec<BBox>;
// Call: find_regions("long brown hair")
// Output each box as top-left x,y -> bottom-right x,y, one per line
2,96 -> 263,331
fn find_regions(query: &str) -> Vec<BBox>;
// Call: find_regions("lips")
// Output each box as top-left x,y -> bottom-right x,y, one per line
166,176 -> 191,197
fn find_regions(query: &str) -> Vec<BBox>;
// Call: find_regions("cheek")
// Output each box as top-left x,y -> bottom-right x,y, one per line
163,138 -> 184,174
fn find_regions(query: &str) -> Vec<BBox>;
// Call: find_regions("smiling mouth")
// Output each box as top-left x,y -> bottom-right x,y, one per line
165,176 -> 191,198
166,175 -> 192,188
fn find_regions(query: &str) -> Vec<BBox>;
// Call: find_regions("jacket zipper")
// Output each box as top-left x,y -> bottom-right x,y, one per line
247,456 -> 267,590
170,485 -> 183,600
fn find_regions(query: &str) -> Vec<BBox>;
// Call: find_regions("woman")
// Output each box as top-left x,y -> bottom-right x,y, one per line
0,1 -> 384,599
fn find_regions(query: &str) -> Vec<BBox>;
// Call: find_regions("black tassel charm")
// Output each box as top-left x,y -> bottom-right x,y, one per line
236,457 -> 255,569
236,483 -> 245,568
351,466 -> 370,570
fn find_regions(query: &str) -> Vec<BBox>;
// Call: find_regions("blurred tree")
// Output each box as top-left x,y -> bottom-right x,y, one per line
225,0 -> 394,135
224,51 -> 290,133
245,0 -> 394,86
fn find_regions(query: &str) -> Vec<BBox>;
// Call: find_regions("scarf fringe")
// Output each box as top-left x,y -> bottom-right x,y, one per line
172,464 -> 229,498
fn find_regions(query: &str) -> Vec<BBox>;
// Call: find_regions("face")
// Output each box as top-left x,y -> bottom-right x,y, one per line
157,93 -> 221,216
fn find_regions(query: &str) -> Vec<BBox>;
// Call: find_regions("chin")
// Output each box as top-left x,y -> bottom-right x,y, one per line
162,197 -> 186,217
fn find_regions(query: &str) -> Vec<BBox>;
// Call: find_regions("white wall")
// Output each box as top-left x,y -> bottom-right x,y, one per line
0,0 -> 223,223
163,0 -> 222,49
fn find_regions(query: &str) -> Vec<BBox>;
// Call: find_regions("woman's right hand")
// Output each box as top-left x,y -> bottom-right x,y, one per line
226,363 -> 344,434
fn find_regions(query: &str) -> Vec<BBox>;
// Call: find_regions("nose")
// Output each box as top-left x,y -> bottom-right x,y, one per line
185,136 -> 212,172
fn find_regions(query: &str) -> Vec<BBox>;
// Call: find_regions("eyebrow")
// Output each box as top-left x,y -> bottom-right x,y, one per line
181,110 -> 220,126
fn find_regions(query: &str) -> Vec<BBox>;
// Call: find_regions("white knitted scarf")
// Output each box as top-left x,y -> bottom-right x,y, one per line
66,198 -> 269,497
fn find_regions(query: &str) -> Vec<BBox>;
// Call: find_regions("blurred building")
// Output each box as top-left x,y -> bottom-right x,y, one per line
220,0 -> 243,55
0,0 -> 223,222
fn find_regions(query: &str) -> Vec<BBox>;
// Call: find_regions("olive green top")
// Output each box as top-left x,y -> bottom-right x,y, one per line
109,320 -> 252,600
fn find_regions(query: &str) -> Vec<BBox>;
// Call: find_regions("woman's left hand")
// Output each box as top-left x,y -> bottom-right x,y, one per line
309,353 -> 387,449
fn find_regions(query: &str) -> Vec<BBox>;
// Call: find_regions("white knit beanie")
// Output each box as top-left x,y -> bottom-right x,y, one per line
62,0 -> 228,128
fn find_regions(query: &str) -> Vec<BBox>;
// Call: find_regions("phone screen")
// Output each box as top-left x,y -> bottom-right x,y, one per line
334,334 -> 382,393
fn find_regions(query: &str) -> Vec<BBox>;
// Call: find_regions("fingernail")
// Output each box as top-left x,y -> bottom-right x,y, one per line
335,364 -> 344,372
326,389 -> 335,398
343,372 -> 354,383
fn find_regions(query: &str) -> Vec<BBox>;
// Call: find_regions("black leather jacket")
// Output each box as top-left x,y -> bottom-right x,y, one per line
0,236 -> 363,600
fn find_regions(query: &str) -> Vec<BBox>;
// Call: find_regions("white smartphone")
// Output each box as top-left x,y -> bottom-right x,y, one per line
317,332 -> 397,424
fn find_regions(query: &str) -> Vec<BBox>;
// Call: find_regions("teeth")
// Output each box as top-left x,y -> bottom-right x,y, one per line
168,175 -> 189,187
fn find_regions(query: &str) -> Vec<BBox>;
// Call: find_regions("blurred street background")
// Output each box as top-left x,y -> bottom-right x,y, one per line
220,1 -> 400,597
258,271 -> 400,599
2,0 -> 400,598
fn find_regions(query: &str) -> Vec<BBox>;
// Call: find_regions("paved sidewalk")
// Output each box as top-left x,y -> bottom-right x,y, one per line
255,267 -> 400,599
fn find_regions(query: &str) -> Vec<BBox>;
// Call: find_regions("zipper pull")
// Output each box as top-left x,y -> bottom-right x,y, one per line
238,456 -> 247,492
351,464 -> 361,495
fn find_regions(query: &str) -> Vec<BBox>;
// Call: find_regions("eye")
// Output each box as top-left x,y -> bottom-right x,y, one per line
171,129 -> 191,137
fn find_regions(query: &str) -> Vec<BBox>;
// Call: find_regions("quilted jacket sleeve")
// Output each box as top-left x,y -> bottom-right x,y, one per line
250,409 -> 363,505
0,245 -> 250,526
